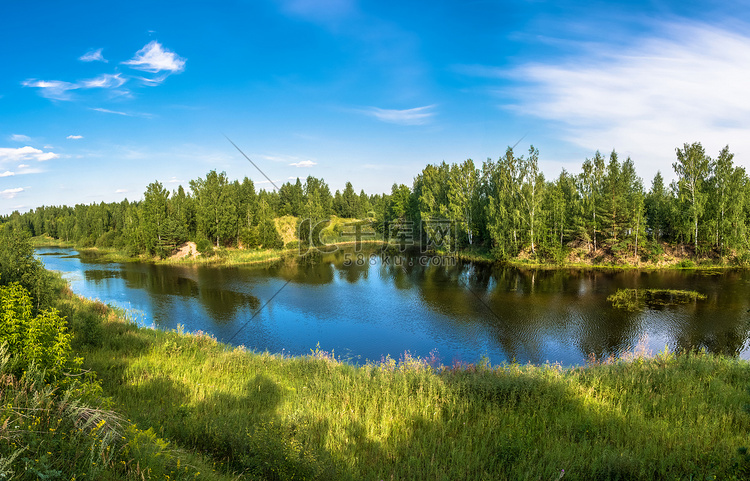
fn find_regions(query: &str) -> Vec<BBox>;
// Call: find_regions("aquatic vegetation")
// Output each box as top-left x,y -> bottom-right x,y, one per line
608,288 -> 707,311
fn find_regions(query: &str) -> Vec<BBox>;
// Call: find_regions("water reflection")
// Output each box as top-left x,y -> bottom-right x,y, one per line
35,246 -> 750,366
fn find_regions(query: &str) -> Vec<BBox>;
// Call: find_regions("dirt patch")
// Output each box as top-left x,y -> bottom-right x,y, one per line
171,241 -> 198,259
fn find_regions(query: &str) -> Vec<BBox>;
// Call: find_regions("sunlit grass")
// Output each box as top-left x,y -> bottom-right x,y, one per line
59,292 -> 750,480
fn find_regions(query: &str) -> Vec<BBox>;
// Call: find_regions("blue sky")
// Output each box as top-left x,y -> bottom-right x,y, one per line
2,0 -> 750,214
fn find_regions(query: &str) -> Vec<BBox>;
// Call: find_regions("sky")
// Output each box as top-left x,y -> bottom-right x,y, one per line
2,0 -> 750,215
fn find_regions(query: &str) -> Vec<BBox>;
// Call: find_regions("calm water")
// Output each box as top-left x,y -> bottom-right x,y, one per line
36,247 -> 750,366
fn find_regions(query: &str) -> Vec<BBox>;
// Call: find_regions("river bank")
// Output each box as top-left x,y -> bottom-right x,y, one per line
21,286 -> 750,479
31,234 -> 745,271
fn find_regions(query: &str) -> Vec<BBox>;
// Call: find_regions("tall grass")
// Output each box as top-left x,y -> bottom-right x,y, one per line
65,293 -> 750,480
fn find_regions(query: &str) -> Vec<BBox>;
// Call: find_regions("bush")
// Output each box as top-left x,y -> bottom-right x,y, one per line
196,239 -> 214,257
0,227 -> 56,310
676,259 -> 696,268
0,282 -> 80,382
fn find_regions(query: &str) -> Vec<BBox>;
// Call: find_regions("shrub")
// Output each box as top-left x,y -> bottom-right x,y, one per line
676,259 -> 696,268
0,227 -> 56,310
196,239 -> 214,257
0,282 -> 80,382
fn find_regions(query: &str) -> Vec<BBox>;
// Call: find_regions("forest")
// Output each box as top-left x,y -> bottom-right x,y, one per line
2,141 -> 749,264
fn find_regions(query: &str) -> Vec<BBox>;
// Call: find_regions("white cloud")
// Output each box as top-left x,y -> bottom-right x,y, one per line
21,79 -> 79,100
123,41 -> 186,74
17,164 -> 29,168
90,107 -> 152,118
0,171 -> 14,177
363,105 -> 436,125
23,74 -> 126,101
115,189 -> 128,193
166,176 -> 184,183
67,135 -> 83,140
1,188 -> 24,199
259,154 -> 300,163
0,146 -> 59,164
10,134 -> 30,142
504,23 -> 750,175
81,73 -> 127,89
90,107 -> 130,116
290,160 -> 317,167
79,48 -> 107,63
25,43 -> 182,101
134,74 -> 169,86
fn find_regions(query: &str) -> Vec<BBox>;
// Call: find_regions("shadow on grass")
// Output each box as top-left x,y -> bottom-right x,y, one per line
76,306 -> 750,480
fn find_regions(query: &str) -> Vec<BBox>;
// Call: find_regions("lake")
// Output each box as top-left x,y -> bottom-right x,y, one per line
36,246 -> 750,366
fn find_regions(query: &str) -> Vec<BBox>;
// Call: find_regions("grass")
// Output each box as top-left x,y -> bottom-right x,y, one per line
26,288 -> 747,480
608,288 -> 708,311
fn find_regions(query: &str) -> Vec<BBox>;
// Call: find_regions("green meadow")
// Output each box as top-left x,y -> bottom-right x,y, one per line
3,287 -> 750,479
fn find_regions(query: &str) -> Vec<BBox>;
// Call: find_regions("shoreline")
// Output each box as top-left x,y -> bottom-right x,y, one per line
32,235 -> 744,271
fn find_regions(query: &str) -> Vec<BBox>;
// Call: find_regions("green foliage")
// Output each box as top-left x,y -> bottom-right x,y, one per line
190,170 -> 237,247
676,259 -> 696,268
258,218 -> 284,249
608,288 -> 707,311
196,239 -> 215,257
0,227 -> 56,310
0,282 -> 80,381
8,141 -> 750,266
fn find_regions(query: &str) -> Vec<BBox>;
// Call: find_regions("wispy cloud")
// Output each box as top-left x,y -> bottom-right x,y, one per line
67,135 -> 83,140
79,48 -> 107,63
81,73 -> 127,89
290,160 -> 317,167
362,105 -> 436,125
21,79 -> 79,100
0,146 -> 59,165
1,188 -> 24,199
123,41 -> 186,74
9,134 -> 30,142
90,107 -> 152,118
22,74 -> 126,100
25,43 -> 183,101
16,166 -> 43,175
91,107 -> 130,116
166,176 -> 184,183
259,154 -> 301,163
0,171 -> 14,177
115,189 -> 128,193
504,22 -> 750,171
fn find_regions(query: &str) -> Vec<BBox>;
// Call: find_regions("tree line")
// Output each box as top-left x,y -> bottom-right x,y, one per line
3,141 -> 749,262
